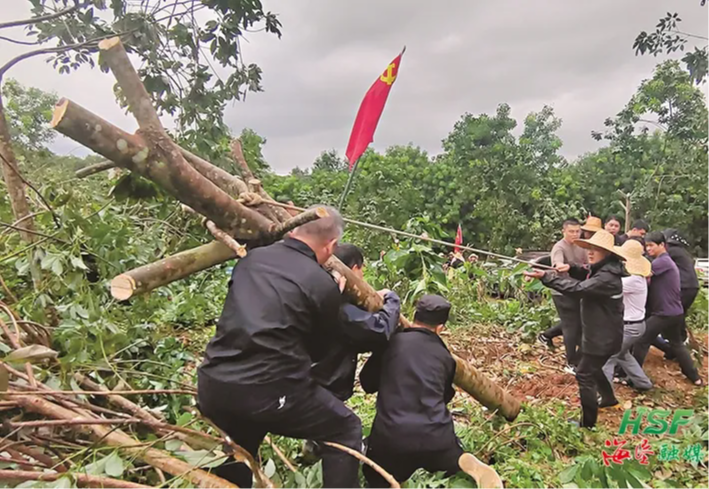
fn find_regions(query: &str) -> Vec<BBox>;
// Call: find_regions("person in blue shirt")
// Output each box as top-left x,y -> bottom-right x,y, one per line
305,243 -> 401,460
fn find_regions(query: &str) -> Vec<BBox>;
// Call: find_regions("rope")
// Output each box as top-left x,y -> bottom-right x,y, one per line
262,200 -> 553,270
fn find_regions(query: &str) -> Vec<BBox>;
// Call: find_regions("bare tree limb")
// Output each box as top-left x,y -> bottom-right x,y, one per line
0,469 -> 152,488
75,160 -> 116,178
0,2 -> 89,30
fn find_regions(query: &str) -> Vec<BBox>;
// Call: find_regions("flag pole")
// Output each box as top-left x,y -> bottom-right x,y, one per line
337,157 -> 360,211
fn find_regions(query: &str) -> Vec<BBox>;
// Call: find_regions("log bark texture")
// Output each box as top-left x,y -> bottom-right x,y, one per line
110,241 -> 237,301
53,99 -> 248,199
15,394 -> 237,488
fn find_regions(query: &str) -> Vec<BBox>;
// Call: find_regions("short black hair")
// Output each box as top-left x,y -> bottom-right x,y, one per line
334,243 -> 364,269
645,231 -> 666,246
562,218 -> 580,228
631,219 -> 649,232
606,215 -> 622,225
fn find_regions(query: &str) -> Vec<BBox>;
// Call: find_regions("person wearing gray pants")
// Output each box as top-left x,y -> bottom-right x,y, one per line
603,241 -> 653,391
602,318 -> 652,390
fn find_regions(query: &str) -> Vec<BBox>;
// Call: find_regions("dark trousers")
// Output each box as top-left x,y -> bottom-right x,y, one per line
634,315 -> 699,382
542,322 -> 562,339
551,295 -> 582,366
363,438 -> 464,487
651,287 -> 698,352
197,372 -> 362,488
576,353 -> 616,428
680,287 -> 699,335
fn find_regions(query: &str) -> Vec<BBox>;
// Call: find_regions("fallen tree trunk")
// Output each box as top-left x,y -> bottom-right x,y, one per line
16,394 -> 237,488
51,98 -> 267,240
0,470 -> 151,488
54,99 -> 248,199
110,241 -> 236,301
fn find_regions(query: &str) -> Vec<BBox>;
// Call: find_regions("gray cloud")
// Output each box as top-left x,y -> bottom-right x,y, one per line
2,0 -> 706,172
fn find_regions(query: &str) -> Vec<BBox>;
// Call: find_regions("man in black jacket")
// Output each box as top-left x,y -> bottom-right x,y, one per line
359,295 -> 463,487
197,206 -> 363,488
526,230 -> 624,428
306,243 -> 401,459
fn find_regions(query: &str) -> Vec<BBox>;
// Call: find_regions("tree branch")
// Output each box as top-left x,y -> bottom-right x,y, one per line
0,2 -> 89,30
75,160 -> 116,178
0,470 -> 151,489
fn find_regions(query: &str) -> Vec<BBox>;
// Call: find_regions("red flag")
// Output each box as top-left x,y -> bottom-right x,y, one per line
345,48 -> 405,170
454,224 -> 463,254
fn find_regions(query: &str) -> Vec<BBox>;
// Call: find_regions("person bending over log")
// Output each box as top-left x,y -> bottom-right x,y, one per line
305,243 -> 401,461
197,206 -> 364,488
525,230 -> 624,429
359,295 -> 500,487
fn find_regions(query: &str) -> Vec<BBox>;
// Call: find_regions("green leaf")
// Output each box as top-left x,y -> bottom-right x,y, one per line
176,449 -> 226,469
559,464 -> 579,484
264,458 -> 276,478
176,411 -> 193,426
104,452 -> 124,477
165,439 -> 183,451
70,255 -> 89,270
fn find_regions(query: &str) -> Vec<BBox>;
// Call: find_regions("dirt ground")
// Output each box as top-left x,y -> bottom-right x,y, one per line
447,327 -> 708,430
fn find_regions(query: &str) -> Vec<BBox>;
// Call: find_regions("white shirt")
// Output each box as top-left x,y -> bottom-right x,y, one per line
622,275 -> 648,322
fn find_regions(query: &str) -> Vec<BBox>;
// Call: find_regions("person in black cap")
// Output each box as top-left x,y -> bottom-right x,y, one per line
359,294 -> 465,487
305,243 -> 401,460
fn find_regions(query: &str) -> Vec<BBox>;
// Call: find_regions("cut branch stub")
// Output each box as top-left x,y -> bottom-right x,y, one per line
262,207 -> 328,243
110,241 -> 237,301
51,98 -> 269,239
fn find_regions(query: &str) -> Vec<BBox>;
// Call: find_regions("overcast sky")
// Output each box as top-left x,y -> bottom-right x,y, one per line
3,0 -> 707,174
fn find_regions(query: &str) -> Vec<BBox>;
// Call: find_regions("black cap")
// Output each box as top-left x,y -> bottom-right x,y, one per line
414,294 -> 451,326
662,229 -> 689,247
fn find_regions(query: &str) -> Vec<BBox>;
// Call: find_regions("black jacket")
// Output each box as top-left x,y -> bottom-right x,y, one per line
311,292 -> 401,401
667,244 -> 699,290
542,257 -> 624,356
199,238 -> 342,385
360,328 -> 457,452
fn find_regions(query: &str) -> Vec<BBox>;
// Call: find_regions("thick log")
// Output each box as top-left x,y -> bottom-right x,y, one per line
16,395 -> 237,488
111,242 -> 236,301
0,470 -> 151,488
52,98 -> 265,239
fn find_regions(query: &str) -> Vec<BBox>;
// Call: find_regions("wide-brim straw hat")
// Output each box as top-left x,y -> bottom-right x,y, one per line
581,216 -> 603,232
575,229 -> 624,258
614,239 -> 651,277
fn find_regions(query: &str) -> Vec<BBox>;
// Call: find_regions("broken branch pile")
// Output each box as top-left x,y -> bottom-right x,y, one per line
0,301 -> 249,488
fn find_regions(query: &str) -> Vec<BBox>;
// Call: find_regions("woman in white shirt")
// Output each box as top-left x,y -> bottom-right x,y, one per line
602,240 -> 653,391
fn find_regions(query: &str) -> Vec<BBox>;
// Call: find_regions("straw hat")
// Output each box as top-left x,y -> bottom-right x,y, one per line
575,229 -> 624,258
614,239 -> 651,277
581,216 -> 603,232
